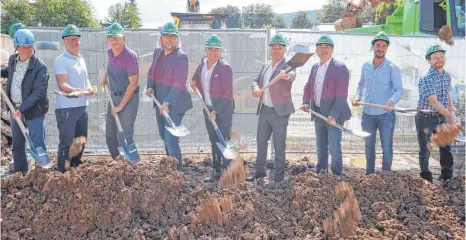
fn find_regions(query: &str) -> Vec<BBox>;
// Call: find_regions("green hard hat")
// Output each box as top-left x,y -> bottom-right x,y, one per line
425,43 -> 446,59
8,23 -> 25,39
316,35 -> 334,46
371,31 -> 390,45
107,23 -> 125,37
62,24 -> 81,39
268,33 -> 286,46
161,22 -> 179,35
205,34 -> 222,48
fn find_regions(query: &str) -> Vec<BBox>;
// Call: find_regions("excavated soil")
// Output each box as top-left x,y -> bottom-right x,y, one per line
1,155 -> 464,240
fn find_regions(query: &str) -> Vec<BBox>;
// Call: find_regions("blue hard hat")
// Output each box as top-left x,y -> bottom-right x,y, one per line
14,29 -> 35,47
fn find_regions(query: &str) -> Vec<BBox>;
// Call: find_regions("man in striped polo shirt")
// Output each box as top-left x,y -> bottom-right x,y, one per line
100,23 -> 140,160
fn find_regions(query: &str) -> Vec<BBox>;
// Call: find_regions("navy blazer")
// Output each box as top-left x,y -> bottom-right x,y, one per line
146,48 -> 193,113
192,57 -> 234,117
252,59 -> 296,117
4,54 -> 49,120
302,58 -> 351,122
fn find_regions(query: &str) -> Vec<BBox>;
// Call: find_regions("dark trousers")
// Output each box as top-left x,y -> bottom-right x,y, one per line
255,105 -> 290,182
106,93 -> 139,160
203,109 -> 232,172
415,113 -> 453,177
55,106 -> 88,172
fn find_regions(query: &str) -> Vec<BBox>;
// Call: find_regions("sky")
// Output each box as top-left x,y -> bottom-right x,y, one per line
92,0 -> 327,28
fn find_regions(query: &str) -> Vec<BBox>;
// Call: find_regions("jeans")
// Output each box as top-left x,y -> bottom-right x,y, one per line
11,115 -> 46,175
361,112 -> 396,174
415,113 -> 453,176
156,110 -> 186,171
314,115 -> 344,176
56,106 -> 88,172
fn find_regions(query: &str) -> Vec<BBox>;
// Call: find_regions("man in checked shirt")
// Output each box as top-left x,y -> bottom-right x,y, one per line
416,44 -> 458,183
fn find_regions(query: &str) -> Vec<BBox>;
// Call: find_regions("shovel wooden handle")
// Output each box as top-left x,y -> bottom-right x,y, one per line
260,70 -> 292,93
104,87 -> 125,133
1,89 -> 30,141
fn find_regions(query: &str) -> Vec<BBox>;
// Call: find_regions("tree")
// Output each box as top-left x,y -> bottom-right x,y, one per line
243,3 -> 275,29
1,0 -> 36,34
375,0 -> 403,24
34,0 -> 99,27
290,11 -> 313,29
273,15 -> 287,29
209,5 -> 241,28
319,0 -> 377,24
319,0 -> 347,23
104,1 -> 142,28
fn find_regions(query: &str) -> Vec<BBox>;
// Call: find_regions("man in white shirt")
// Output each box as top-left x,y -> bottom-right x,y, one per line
54,25 -> 94,172
191,34 -> 235,183
247,33 -> 296,186
301,35 -> 351,177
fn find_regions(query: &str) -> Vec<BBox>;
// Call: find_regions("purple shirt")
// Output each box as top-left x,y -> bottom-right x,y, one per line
107,47 -> 139,92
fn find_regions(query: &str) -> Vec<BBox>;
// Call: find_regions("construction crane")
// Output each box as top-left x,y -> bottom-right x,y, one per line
187,0 -> 200,13
336,0 -> 465,45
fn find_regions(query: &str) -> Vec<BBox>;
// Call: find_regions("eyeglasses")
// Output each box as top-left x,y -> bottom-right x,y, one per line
162,34 -> 178,40
65,38 -> 80,43
107,36 -> 123,41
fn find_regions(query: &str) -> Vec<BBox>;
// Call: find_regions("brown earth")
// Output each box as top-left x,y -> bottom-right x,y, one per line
1,155 -> 464,240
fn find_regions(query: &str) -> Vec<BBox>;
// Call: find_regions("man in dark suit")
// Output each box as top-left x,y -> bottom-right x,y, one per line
246,33 -> 296,185
301,35 -> 351,177
146,22 -> 193,171
191,34 -> 234,183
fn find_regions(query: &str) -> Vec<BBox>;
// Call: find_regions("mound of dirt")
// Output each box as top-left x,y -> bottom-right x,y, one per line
1,156 -> 464,240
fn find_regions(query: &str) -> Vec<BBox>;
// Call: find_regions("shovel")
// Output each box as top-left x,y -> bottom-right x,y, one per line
305,106 -> 370,137
54,90 -> 91,98
355,102 -> 418,113
150,94 -> 190,137
1,89 -> 52,168
104,88 -> 140,164
260,52 -> 313,93
195,88 -> 238,159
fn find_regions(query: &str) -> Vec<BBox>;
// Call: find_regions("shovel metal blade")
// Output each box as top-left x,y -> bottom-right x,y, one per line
348,129 -> 371,137
455,131 -> 466,142
118,144 -> 140,165
29,147 -> 53,169
216,141 -> 238,159
165,125 -> 190,137
285,52 -> 313,70
118,132 -> 140,164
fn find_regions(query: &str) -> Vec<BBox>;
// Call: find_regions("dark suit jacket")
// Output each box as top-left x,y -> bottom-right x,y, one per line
252,59 -> 296,116
4,54 -> 49,120
192,57 -> 234,117
302,58 -> 351,122
146,48 -> 193,113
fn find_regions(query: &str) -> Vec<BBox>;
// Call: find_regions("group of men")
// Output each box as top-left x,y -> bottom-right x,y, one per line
246,32 -> 458,185
2,22 -> 459,185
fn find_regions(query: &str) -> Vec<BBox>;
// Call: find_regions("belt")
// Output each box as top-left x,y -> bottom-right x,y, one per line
417,110 -> 441,116
261,104 -> 274,109
13,103 -> 21,108
111,90 -> 139,96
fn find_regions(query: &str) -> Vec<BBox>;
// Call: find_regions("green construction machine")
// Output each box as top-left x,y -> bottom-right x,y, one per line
345,0 -> 465,37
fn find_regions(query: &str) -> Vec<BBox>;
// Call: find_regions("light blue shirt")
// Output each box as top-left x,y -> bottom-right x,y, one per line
53,50 -> 88,109
356,59 -> 404,115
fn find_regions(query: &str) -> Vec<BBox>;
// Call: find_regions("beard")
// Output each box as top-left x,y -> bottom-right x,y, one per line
374,51 -> 385,59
